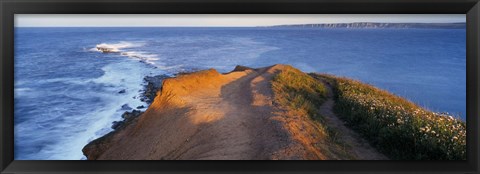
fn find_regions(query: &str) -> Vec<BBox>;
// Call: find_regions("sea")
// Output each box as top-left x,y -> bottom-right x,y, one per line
14,27 -> 466,160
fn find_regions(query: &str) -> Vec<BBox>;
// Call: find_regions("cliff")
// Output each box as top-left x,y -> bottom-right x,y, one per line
269,22 -> 466,29
82,65 -> 465,160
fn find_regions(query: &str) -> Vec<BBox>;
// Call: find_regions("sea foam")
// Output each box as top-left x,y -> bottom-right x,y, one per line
90,41 -> 145,53
91,41 -> 161,67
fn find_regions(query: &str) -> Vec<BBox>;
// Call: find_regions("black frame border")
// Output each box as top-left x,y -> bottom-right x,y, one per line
1,0 -> 479,174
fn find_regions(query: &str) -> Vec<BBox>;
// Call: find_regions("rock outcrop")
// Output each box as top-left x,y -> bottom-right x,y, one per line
142,75 -> 170,104
83,65 -> 316,160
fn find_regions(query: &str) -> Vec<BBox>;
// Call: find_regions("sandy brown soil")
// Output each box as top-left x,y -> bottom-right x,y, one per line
83,65 -> 387,160
84,65 -> 310,159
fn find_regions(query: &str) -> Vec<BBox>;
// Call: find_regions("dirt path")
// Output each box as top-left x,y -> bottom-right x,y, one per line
316,79 -> 388,160
86,65 -> 297,160
163,65 -> 286,160
84,65 -> 387,160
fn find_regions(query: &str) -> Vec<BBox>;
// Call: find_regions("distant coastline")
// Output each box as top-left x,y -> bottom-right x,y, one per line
266,22 -> 466,29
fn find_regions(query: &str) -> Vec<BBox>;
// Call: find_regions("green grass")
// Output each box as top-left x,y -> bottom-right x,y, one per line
271,65 -> 354,159
272,66 -> 328,121
312,74 -> 466,160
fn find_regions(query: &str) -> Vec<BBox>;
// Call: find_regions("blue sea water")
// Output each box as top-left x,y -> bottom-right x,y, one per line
14,27 -> 466,160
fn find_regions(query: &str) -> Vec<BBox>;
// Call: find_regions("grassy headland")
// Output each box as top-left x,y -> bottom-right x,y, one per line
312,74 -> 466,160
272,65 -> 328,122
271,65 -> 354,159
83,64 -> 465,160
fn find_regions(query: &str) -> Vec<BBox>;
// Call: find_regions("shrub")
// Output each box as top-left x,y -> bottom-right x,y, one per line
313,74 -> 466,160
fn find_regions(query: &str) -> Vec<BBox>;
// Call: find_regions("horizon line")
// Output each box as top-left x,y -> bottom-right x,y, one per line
15,21 -> 466,28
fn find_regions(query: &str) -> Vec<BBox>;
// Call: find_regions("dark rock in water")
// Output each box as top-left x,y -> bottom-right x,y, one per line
111,121 -> 124,129
144,75 -> 170,89
142,75 -> 170,104
121,109 -> 143,120
137,105 -> 145,109
142,83 -> 157,104
96,46 -> 117,53
233,65 -> 253,72
121,104 -> 132,110
118,89 -> 126,94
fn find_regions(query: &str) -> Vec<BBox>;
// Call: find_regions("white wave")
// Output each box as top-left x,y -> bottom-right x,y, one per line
28,60 -> 160,160
120,51 -> 160,65
15,87 -> 32,92
15,54 -> 166,160
14,87 -> 34,97
91,42 -> 163,67
42,77 -> 88,85
90,41 -> 145,53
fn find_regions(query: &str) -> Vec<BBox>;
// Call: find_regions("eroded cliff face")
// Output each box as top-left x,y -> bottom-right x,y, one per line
82,65 -> 385,160
83,65 -> 308,160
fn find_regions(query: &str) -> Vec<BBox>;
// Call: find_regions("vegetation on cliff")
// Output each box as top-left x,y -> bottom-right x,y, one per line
312,74 -> 466,160
272,65 -> 328,122
83,65 -> 465,160
271,65 -> 355,159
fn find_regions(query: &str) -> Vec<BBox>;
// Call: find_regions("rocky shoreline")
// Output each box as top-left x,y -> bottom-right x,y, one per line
82,74 -> 171,159
81,64 -> 374,160
110,74 -> 170,130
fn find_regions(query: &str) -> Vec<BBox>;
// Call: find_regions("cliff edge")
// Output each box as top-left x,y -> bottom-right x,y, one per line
83,64 -> 386,160
82,64 -> 466,160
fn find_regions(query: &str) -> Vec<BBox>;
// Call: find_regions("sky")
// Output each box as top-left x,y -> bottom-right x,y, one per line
15,14 -> 466,27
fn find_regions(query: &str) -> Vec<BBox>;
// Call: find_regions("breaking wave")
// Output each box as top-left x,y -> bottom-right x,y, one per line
91,41 -> 160,66
90,41 -> 145,53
